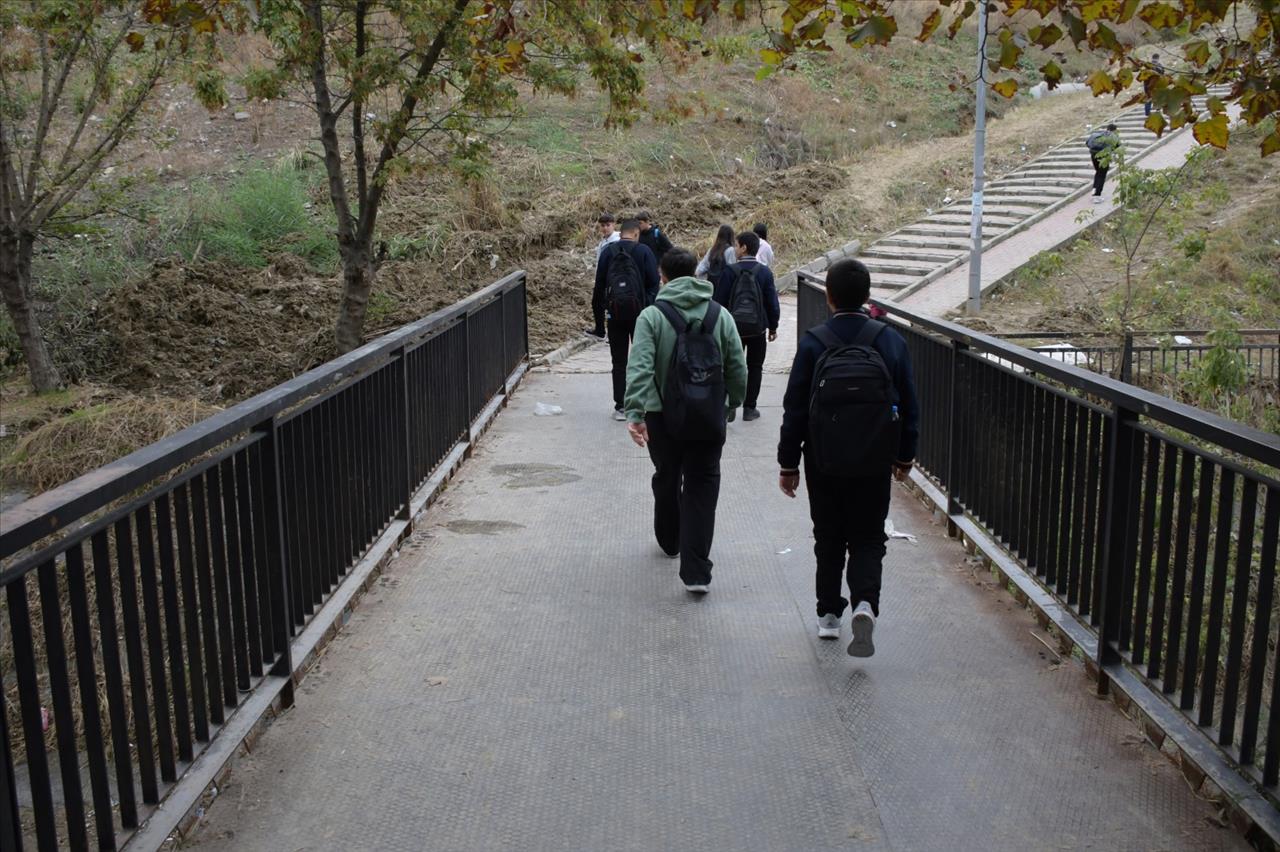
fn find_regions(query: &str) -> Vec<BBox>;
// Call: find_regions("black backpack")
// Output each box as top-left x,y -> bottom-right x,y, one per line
1085,131 -> 1111,154
806,319 -> 901,477
654,300 -> 727,442
606,246 -> 645,319
727,264 -> 766,338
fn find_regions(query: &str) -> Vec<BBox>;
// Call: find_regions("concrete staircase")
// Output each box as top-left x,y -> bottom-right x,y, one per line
858,93 -> 1219,303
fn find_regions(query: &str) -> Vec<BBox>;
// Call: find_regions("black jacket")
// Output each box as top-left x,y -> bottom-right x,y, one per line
593,239 -> 660,325
777,311 -> 920,471
638,226 -> 673,264
713,259 -> 781,334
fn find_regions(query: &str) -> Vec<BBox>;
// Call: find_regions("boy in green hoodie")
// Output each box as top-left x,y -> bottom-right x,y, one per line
624,248 -> 748,593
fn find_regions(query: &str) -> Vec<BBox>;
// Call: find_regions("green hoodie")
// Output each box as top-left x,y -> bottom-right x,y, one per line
623,276 -> 748,424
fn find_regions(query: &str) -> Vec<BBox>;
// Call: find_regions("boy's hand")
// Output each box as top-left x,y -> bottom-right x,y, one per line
768,330 -> 778,342
779,470 -> 799,498
892,460 -> 913,482
628,422 -> 648,448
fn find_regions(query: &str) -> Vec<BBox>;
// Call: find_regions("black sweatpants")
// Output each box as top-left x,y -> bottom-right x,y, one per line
608,312 -> 638,410
804,460 -> 891,618
1091,153 -> 1109,196
743,334 -> 767,409
645,412 -> 723,586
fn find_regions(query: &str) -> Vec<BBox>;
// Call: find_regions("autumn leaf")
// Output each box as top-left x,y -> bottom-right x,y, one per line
1028,23 -> 1063,48
1040,60 -> 1062,87
991,78 -> 1018,99
759,47 -> 783,66
917,8 -> 941,42
850,15 -> 897,46
1192,113 -> 1229,149
126,31 -> 145,52
1144,112 -> 1166,136
1262,131 -> 1280,158
1086,70 -> 1115,96
1137,2 -> 1183,30
1184,39 -> 1210,66
1207,96 -> 1224,116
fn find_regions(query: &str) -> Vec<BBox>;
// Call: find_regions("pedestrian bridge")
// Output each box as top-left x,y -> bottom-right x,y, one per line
1,272 -> 1277,850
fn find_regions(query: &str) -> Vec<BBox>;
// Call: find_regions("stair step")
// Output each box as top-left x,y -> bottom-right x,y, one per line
860,259 -> 938,277
877,234 -> 973,251
901,223 -> 1002,238
989,178 -> 1082,190
927,212 -> 1022,226
981,194 -> 1066,206
861,246 -> 961,263
865,271 -> 925,289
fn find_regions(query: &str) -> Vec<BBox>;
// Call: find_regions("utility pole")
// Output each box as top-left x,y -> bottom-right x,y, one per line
966,2 -> 989,315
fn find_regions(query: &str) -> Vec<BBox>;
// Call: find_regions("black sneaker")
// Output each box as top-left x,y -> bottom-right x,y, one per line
743,407 -> 761,421
584,328 -> 605,339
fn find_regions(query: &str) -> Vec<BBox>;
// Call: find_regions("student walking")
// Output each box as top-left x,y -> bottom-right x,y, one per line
636,210 -> 674,264
1086,124 -> 1121,203
595,212 -> 620,260
714,230 -> 779,422
695,224 -> 737,279
752,223 -> 775,268
777,259 -> 919,657
625,248 -> 747,594
594,219 -> 660,419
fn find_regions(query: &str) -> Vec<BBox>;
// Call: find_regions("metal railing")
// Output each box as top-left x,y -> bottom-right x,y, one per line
799,272 -> 1280,800
0,271 -> 528,850
995,330 -> 1280,384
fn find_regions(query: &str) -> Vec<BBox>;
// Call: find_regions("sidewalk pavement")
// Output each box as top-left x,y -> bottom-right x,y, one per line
188,331 -> 1244,851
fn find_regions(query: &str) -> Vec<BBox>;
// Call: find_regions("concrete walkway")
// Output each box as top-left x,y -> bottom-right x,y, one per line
188,319 -> 1244,851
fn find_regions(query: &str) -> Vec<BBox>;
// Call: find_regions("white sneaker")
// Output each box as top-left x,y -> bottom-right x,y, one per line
684,583 -> 709,595
1092,195 -> 1103,204
612,408 -> 626,421
817,613 -> 841,639
847,601 -> 876,657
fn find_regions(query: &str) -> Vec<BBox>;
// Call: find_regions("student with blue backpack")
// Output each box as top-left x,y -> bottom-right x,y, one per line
594,218 -> 661,420
777,259 -> 919,657
714,231 -> 780,422
624,248 -> 748,594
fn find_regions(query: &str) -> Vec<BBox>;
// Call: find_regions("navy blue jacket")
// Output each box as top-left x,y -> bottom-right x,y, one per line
714,259 -> 781,334
778,310 -> 920,471
593,239 -> 660,324
638,225 -> 673,263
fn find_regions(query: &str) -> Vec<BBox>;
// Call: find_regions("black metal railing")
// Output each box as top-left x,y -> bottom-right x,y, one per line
0,271 -> 528,850
799,272 -> 1280,798
995,330 -> 1280,384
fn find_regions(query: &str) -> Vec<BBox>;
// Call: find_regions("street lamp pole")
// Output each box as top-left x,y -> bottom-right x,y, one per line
967,2 -> 989,315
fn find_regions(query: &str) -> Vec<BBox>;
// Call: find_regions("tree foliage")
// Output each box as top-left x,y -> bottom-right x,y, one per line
685,0 -> 1280,156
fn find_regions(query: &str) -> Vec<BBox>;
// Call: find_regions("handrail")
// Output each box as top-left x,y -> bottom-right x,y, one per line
0,270 -> 526,559
797,271 -> 1280,469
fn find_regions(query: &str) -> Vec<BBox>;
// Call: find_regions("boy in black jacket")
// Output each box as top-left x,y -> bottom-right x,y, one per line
777,259 -> 919,657
714,231 -> 780,422
636,210 -> 674,264
594,219 -> 661,420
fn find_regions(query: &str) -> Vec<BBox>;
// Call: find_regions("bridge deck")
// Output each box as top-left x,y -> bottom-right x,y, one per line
190,316 -> 1243,851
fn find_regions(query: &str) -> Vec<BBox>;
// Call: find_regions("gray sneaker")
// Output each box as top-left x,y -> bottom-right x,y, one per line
612,408 -> 627,421
684,583 -> 709,595
817,613 -> 841,639
847,601 -> 876,657
742,407 -> 761,422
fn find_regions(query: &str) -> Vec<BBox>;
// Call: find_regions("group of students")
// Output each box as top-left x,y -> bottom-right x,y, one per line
589,214 -> 779,424
586,215 -> 920,658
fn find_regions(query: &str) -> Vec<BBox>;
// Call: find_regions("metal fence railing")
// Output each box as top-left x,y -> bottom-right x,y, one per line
0,271 -> 529,850
995,330 -> 1280,385
799,272 -> 1280,803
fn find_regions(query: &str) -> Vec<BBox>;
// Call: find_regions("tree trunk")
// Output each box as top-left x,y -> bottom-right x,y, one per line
334,242 -> 375,353
0,227 -> 61,392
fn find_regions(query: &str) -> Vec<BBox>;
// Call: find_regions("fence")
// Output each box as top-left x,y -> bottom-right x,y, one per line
799,272 -> 1280,803
995,330 -> 1280,385
0,271 -> 528,850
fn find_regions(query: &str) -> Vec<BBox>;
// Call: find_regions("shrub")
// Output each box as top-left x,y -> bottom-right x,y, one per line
241,68 -> 284,101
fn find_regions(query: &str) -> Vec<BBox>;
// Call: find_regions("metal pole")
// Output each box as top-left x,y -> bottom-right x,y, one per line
966,3 -> 988,315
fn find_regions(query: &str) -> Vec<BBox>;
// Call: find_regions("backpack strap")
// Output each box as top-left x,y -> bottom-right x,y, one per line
653,299 -> 687,332
852,318 -> 887,347
807,325 -> 842,350
701,300 -> 721,334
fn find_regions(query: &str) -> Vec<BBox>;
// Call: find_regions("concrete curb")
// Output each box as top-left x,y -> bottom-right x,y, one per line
901,470 -> 1280,852
777,240 -> 860,294
533,334 -> 602,368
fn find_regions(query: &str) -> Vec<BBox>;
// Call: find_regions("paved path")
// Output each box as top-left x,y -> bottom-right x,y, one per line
188,321 -> 1244,851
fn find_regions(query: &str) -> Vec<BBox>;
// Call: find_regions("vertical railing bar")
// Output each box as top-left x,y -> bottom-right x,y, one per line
1180,457 -> 1216,712
1131,433 -> 1161,665
1241,489 -> 1278,766
1164,450 -> 1196,694
232,451 -> 265,677
1148,442 -> 1178,681
134,504 -> 177,781
1220,479 -> 1259,748
156,493 -> 196,756
6,577 -> 58,850
90,530 -> 140,828
189,476 -> 225,725
1198,468 -> 1235,727
112,517 -> 159,805
0,665 -> 24,852
252,416 -> 296,688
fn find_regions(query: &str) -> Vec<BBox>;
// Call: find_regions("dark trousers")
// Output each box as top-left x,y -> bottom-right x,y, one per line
645,413 -> 723,585
804,459 -> 891,618
1091,154 -> 1109,196
743,334 -> 767,409
608,313 -> 637,410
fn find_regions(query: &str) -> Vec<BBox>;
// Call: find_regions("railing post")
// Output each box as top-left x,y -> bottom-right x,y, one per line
0,671 -> 21,852
1119,331 -> 1134,384
394,347 -> 413,521
944,339 -> 969,535
1095,401 -> 1140,692
253,417 -> 295,707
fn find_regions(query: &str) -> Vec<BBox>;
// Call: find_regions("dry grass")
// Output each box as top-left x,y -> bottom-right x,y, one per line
4,395 -> 220,492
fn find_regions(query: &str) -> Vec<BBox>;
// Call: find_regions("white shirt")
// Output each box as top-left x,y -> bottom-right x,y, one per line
756,238 -> 775,267
595,230 -> 620,259
696,246 -> 737,278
